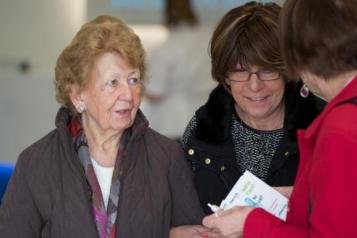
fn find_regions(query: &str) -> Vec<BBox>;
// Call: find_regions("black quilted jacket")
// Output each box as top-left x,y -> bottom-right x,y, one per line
182,82 -> 321,214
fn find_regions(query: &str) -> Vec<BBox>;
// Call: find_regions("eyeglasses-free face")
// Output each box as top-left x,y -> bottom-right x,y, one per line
75,52 -> 142,135
227,66 -> 280,82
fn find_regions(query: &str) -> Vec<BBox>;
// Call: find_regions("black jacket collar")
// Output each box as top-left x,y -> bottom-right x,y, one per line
194,82 -> 320,144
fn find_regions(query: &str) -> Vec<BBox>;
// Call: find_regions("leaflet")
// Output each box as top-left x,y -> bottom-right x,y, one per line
219,170 -> 288,221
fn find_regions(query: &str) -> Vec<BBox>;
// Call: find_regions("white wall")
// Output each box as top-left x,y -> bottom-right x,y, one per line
0,0 -> 86,163
0,0 -> 86,74
0,74 -> 59,163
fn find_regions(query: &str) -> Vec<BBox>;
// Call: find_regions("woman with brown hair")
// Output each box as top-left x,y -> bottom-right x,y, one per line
203,0 -> 357,237
182,1 -> 320,215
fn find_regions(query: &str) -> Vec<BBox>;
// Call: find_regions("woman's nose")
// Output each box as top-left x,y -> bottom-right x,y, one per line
116,81 -> 133,101
247,73 -> 264,91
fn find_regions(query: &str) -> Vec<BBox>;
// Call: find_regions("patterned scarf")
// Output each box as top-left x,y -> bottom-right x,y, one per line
69,117 -> 129,238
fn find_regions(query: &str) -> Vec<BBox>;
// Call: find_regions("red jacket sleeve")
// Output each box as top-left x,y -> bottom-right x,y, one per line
244,130 -> 357,238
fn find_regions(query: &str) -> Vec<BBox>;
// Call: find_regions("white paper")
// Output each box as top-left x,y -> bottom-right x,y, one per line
219,170 -> 288,221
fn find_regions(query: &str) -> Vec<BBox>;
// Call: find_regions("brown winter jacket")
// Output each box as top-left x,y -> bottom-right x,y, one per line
0,107 -> 204,238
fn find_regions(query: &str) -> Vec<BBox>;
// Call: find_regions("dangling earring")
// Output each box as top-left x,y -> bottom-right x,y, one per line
300,84 -> 309,98
78,101 -> 85,113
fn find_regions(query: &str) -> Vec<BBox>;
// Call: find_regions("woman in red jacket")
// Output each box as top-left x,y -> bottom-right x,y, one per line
202,0 -> 357,237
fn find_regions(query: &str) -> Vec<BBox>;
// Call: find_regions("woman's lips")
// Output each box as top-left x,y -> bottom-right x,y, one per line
114,109 -> 131,117
246,96 -> 269,102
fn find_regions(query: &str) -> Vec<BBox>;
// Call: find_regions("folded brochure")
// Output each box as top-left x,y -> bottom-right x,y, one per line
219,170 -> 288,221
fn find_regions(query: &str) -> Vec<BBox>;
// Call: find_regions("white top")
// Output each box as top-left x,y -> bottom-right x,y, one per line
141,25 -> 217,138
91,158 -> 114,210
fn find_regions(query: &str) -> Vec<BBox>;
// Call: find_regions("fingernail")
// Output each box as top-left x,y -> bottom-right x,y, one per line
201,231 -> 209,237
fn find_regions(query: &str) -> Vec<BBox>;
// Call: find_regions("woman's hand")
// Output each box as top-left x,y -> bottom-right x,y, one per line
169,225 -> 221,238
202,206 -> 254,238
273,186 -> 293,198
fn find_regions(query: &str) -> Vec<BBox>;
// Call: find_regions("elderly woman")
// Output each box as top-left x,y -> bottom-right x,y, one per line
202,0 -> 357,237
181,1 -> 320,215
0,16 -> 209,238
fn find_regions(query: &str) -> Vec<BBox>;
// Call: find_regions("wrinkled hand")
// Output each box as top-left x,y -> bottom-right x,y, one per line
169,225 -> 222,238
202,206 -> 254,238
273,186 -> 293,198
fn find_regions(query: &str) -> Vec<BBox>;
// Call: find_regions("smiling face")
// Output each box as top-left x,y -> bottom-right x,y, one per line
226,64 -> 285,127
73,52 -> 142,136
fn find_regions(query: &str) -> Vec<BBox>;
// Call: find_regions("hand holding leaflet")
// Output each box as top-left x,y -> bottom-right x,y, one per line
209,170 -> 288,221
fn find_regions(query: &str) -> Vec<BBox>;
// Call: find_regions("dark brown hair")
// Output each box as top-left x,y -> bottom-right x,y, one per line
280,0 -> 357,80
164,0 -> 198,27
210,2 -> 284,87
55,15 -> 146,111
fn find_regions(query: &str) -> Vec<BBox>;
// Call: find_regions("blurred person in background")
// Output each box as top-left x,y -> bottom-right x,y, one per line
181,1 -> 320,215
202,0 -> 357,237
0,15 -> 215,238
143,0 -> 216,139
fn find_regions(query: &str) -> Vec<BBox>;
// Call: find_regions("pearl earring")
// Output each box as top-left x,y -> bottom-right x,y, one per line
78,101 -> 85,113
300,84 -> 309,98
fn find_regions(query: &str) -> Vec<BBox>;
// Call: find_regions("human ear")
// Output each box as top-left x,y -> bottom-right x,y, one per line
225,77 -> 231,86
69,85 -> 85,113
